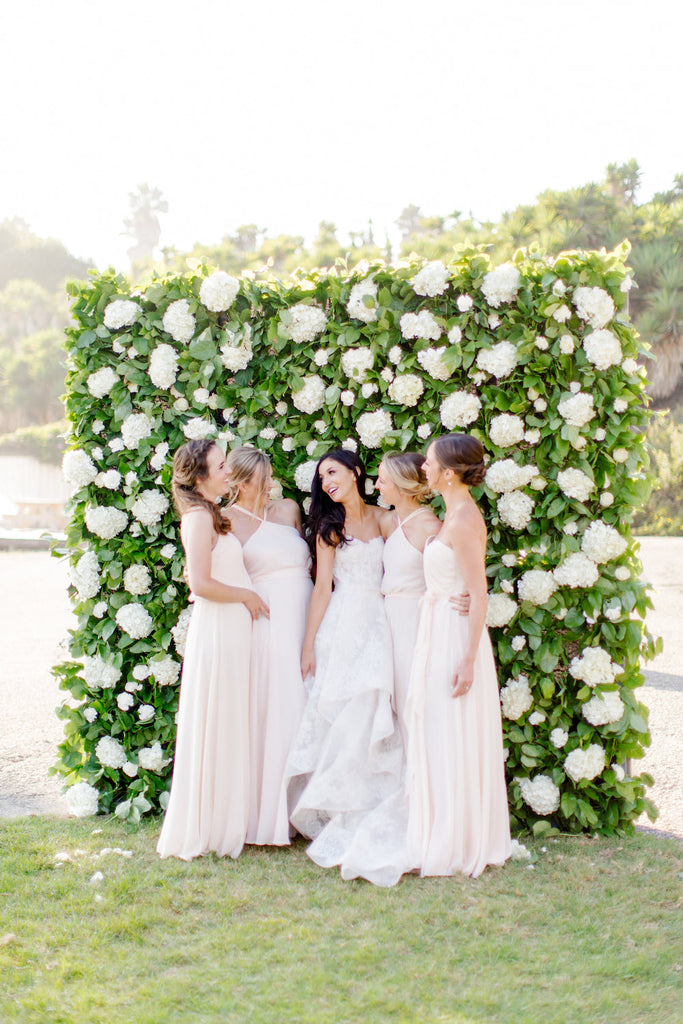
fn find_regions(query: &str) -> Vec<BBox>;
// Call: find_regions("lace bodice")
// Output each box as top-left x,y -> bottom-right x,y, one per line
333,536 -> 384,591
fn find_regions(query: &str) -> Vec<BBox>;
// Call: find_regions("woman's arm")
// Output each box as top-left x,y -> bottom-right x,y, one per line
444,510 -> 488,697
300,536 -> 336,678
182,510 -> 269,620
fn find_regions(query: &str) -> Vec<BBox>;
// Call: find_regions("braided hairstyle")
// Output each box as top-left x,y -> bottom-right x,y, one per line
306,449 -> 367,553
431,433 -> 487,487
381,451 -> 432,503
171,440 -> 231,535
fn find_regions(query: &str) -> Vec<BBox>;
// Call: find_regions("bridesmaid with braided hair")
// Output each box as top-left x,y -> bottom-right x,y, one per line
157,439 -> 268,861
405,433 -> 511,878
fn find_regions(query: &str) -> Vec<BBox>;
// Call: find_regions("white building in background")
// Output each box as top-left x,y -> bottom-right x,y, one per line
0,455 -> 70,532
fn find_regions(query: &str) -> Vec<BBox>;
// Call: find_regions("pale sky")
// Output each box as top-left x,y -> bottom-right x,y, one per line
3,0 -> 681,270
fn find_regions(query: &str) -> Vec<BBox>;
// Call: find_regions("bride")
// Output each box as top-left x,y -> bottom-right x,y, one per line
286,449 -> 410,886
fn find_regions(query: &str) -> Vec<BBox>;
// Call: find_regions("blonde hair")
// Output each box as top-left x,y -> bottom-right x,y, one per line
381,452 -> 432,502
171,440 -> 231,535
226,446 -> 271,507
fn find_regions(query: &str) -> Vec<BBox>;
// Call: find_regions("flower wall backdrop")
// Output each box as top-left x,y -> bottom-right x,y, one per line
56,245 -> 659,834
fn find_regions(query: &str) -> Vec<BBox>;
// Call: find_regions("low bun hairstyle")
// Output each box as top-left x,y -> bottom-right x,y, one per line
306,449 -> 367,553
381,452 -> 431,503
171,440 -> 231,534
431,433 -> 487,487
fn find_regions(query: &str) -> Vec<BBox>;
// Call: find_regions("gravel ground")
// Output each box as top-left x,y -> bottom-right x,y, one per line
0,541 -> 680,836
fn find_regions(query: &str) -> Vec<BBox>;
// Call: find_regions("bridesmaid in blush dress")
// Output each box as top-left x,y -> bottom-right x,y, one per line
405,433 -> 511,878
226,446 -> 313,847
157,440 -> 269,861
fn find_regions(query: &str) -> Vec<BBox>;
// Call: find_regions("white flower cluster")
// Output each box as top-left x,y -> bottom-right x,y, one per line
485,459 -> 537,493
518,570 -> 557,606
411,260 -> 449,297
138,742 -> 166,773
564,744 -> 606,782
150,441 -> 170,472
292,375 -> 326,414
572,286 -> 614,329
554,552 -> 599,589
182,418 -> 216,440
569,646 -> 619,687
121,413 -> 153,450
82,654 -> 121,690
346,279 -> 378,322
64,781 -> 99,817
388,374 -> 424,407
475,341 -> 518,379
150,655 -> 181,687
417,346 -> 450,380
199,271 -> 239,312
582,690 -> 625,726
498,491 -> 535,530
558,391 -> 595,428
440,391 -> 481,429
220,328 -> 253,372
580,521 -> 627,564
87,366 -> 119,398
485,592 -> 518,628
550,728 -> 569,749
149,343 -> 179,389
457,294 -> 473,312
70,550 -> 101,602
556,468 -> 594,502
85,505 -> 128,540
481,262 -> 521,307
518,774 -> 560,815
103,299 -> 140,330
162,299 -> 195,343
341,348 -> 374,381
123,564 -> 152,596
294,460 -> 318,492
132,489 -> 169,528
63,449 -> 98,490
583,329 -> 623,371
489,413 -> 525,448
115,603 -> 154,639
95,469 -> 121,490
400,310 -> 442,341
357,409 -> 393,448
500,674 -> 533,720
283,303 -> 328,343
171,605 -> 193,657
96,735 -> 128,769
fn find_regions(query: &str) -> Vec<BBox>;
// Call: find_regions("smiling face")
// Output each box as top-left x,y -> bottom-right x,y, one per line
196,444 -> 231,502
376,460 -> 401,507
318,457 -> 360,505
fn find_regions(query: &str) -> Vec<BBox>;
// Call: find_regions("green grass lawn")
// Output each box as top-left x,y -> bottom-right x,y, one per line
0,817 -> 681,1024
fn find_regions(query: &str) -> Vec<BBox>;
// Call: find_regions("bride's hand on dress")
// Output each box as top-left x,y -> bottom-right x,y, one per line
243,590 -> 269,620
451,657 -> 474,698
301,646 -> 315,680
450,591 -> 470,616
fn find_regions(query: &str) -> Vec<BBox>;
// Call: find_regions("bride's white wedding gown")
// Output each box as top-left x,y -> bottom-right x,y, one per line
286,535 -> 412,886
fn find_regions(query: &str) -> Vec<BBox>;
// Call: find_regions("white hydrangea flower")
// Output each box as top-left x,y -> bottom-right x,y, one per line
162,298 -> 195,343
572,286 -> 615,329
583,329 -> 623,371
511,636 -> 526,652
500,675 -> 533,719
220,329 -> 253,372
346,279 -> 379,322
388,374 -> 424,407
138,742 -> 167,773
282,303 -> 328,343
488,313 -> 501,329
582,690 -> 625,727
82,654 -> 121,690
92,601 -> 108,618
569,381 -> 581,393
361,382 -> 378,399
416,424 -> 432,440
123,564 -> 152,596
340,390 -> 355,406
613,398 -> 628,414
132,489 -> 170,528
621,358 -> 638,374
569,646 -> 619,687
612,763 -> 626,781
557,468 -> 595,502
275,401 -> 288,416
456,294 -> 474,312
485,459 -> 537,493
87,366 -> 119,399
594,428 -> 606,441
554,552 -> 599,589
550,727 -> 569,749
614,566 -> 630,582
120,413 -> 152,450
558,391 -> 595,428
192,387 -> 210,406
552,305 -> 572,323
96,735 -> 127,769
117,691 -> 135,711
133,664 -> 150,681
103,299 -> 140,330
500,580 -> 514,594
411,260 -> 449,297
501,553 -> 517,567
294,460 -> 318,492
150,655 -> 181,687
528,711 -> 545,725
148,343 -> 179,390
600,491 -> 614,507
559,334 -> 575,354
440,391 -> 482,430
535,335 -> 549,350
174,397 -> 190,412
476,341 -> 518,379
199,271 -> 239,312
182,418 -> 216,440
489,413 -> 525,448
533,398 -> 547,413
524,429 -> 541,445
481,263 -> 521,307
95,469 -> 122,491
564,744 -> 606,783
447,325 -> 462,345
292,375 -> 326,414
485,592 -> 518,628
388,345 -> 403,364
171,605 -> 193,657
122,761 -> 138,778
313,349 -> 330,367
115,603 -> 154,639
65,782 -> 99,817
400,310 -> 442,341
281,437 -> 295,453
341,348 -> 374,381
552,280 -> 567,296
518,775 -> 560,815
580,521 -> 627,564
341,438 -> 358,452
138,704 -> 155,723
417,346 -> 450,380
380,367 -> 394,384
259,427 -> 277,441
70,550 -> 101,602
510,839 -> 531,861
518,570 -> 557,606
357,409 -> 393,448
85,505 -> 129,540
612,448 -> 629,464
63,449 -> 98,490
498,491 -> 535,530
306,441 -> 318,456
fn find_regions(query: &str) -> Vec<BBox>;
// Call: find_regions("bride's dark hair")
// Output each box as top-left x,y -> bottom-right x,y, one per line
305,449 -> 367,553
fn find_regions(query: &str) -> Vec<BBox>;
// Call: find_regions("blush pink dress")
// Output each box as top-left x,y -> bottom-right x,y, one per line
157,528 -> 251,861
405,538 -> 511,877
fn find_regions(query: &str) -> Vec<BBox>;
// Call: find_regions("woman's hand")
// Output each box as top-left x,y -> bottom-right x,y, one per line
450,591 -> 470,616
243,590 -> 269,620
452,656 -> 475,698
301,645 -> 315,680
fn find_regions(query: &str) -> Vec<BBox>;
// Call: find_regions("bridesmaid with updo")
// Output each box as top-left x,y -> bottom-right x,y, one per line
405,433 -> 511,878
